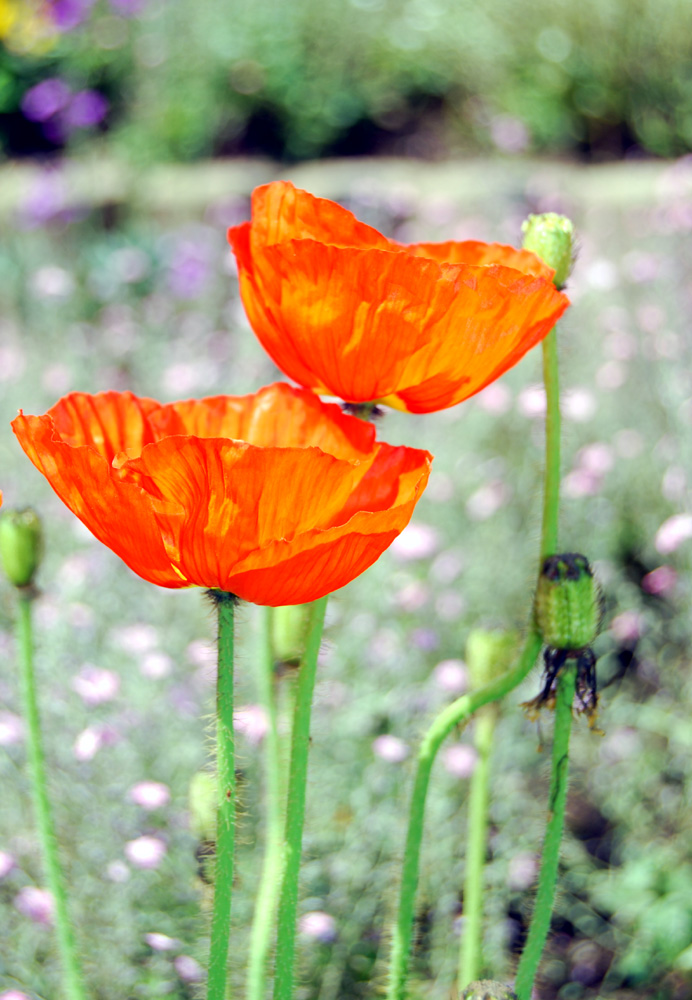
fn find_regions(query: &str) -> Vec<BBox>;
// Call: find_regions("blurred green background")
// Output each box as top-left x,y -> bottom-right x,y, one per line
1,2 -> 692,1000
2,0 -> 692,161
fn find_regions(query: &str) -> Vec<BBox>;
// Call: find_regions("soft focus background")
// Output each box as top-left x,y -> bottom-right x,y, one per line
1,3 -> 692,1000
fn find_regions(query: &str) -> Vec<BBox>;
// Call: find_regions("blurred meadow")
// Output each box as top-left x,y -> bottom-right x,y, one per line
1,3 -> 692,1000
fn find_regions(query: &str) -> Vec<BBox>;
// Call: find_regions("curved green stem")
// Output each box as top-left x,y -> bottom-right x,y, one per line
514,664 -> 576,1000
208,595 -> 237,1000
458,702 -> 497,989
247,607 -> 285,1000
273,596 -> 328,1000
17,594 -> 87,1000
386,630 -> 543,1000
540,328 -> 561,562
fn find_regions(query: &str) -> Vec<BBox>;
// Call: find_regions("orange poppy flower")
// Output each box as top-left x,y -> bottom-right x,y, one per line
228,181 -> 570,413
12,384 -> 431,605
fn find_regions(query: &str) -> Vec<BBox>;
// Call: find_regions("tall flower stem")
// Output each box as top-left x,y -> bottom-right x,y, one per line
514,664 -> 576,1000
540,328 -> 561,562
388,316 -> 564,1000
458,701 -> 497,989
247,606 -> 285,1000
386,630 -> 543,1000
17,593 -> 87,1000
207,593 -> 237,1000
273,596 -> 328,1000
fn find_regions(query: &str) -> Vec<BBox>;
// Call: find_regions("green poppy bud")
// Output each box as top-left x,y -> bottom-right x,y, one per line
465,628 -> 518,687
534,553 -> 601,650
521,212 -> 575,290
188,771 -> 217,842
462,980 -> 517,1000
0,507 -> 43,588
271,603 -> 311,666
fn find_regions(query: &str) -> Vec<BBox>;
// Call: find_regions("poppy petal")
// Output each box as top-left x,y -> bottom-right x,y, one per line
247,180 -> 391,251
405,240 -> 556,280
147,383 -> 375,458
124,435 -> 379,587
244,240 -> 568,404
12,412 -> 181,587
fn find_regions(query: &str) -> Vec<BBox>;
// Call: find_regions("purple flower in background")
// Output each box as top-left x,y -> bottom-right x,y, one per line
0,851 -> 16,879
129,781 -> 171,810
14,886 -> 54,925
125,835 -> 167,870
18,169 -> 70,230
65,90 -> 109,129
167,236 -> 213,299
46,0 -> 94,30
0,711 -> 24,746
299,911 -> 337,943
21,79 -> 71,122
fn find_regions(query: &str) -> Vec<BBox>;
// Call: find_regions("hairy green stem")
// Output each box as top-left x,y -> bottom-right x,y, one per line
514,665 -> 576,1000
17,594 -> 87,1000
458,702 -> 498,989
386,630 -> 543,1000
273,596 -> 328,1000
208,596 -> 236,1000
247,607 -> 285,1000
540,328 -> 561,561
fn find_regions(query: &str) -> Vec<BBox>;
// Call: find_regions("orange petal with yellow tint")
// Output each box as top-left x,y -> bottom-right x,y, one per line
12,386 -> 431,605
229,181 -> 570,412
12,411 -> 181,587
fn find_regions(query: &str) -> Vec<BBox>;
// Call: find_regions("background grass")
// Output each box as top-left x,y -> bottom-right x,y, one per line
0,156 -> 691,1000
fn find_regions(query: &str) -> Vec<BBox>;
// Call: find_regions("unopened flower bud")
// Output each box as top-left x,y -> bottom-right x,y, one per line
521,213 -> 575,290
462,981 -> 517,1000
465,629 -> 517,687
188,771 -> 217,842
534,553 -> 601,650
271,603 -> 310,666
0,508 -> 43,588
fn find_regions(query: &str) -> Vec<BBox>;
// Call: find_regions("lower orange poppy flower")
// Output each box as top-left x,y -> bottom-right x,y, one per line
228,181 -> 570,413
12,384 -> 431,605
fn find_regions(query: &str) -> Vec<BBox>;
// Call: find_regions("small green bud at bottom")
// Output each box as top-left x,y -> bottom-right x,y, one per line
462,980 -> 517,1000
0,508 -> 43,588
521,212 -> 575,289
188,771 -> 217,842
271,603 -> 311,666
466,629 -> 518,688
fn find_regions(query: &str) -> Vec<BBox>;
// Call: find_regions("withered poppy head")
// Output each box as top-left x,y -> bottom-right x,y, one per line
228,181 -> 570,413
12,384 -> 431,605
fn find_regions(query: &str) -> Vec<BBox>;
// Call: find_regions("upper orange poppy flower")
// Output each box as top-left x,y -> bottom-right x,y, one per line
228,181 -> 570,413
12,384 -> 431,606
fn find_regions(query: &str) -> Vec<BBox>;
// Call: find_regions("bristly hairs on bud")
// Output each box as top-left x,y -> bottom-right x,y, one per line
521,212 -> 577,290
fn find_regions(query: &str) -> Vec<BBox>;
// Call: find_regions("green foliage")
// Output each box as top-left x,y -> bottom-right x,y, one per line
3,0 -> 692,159
0,160 -> 691,999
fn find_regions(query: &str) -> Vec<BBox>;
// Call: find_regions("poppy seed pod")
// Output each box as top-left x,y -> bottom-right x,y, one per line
462,981 -> 517,1000
0,507 -> 43,588
521,212 -> 575,290
534,553 -> 601,651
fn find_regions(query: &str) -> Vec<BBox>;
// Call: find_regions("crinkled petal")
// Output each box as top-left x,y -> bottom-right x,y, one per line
46,391 -> 161,462
147,383 -> 375,458
226,457 -> 431,605
247,180 -> 391,251
12,412 -> 181,587
243,240 -> 568,404
124,436 -> 379,587
405,240 -> 556,280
